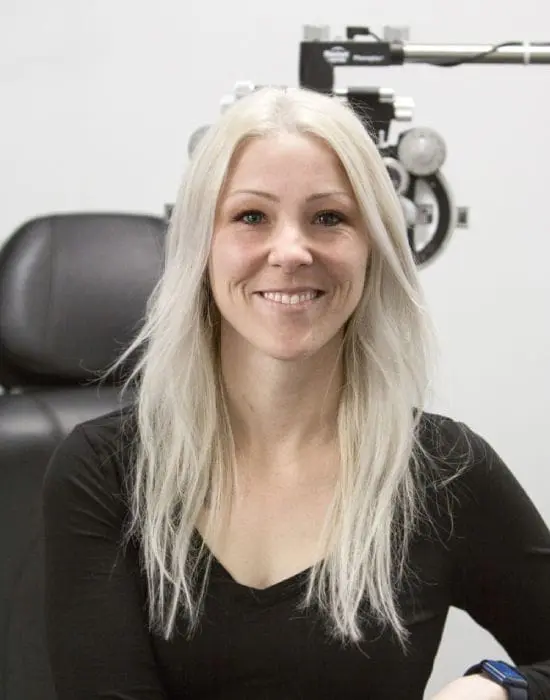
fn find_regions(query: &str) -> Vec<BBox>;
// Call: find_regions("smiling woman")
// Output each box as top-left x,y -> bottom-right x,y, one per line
42,86 -> 550,700
210,132 -> 369,363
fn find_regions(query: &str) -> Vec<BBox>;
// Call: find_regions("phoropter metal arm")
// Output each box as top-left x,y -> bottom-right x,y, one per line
300,24 -> 550,92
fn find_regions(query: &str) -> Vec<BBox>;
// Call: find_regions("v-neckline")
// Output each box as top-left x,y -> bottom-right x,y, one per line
193,528 -> 315,605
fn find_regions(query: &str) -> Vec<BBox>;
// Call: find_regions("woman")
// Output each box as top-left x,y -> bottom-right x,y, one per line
43,86 -> 550,699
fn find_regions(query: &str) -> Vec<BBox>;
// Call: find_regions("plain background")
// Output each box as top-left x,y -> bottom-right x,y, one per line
1,0 -> 549,696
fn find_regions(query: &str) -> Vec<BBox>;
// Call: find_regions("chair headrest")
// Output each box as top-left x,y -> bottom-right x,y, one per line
0,213 -> 166,389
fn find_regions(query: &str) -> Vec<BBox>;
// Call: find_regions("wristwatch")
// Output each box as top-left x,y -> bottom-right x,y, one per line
465,659 -> 529,699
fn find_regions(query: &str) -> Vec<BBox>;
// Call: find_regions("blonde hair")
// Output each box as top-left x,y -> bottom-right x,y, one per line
104,86 -> 439,650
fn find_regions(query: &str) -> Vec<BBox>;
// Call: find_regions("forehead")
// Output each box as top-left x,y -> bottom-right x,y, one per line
223,133 -> 352,192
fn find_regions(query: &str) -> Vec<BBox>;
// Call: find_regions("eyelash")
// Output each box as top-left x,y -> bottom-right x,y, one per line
233,209 -> 347,227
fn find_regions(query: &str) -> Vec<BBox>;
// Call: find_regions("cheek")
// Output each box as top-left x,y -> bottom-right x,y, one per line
350,236 -> 369,282
209,235 -> 256,294
331,238 -> 369,289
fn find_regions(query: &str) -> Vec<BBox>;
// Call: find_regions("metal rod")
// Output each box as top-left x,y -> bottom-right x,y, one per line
403,43 -> 550,65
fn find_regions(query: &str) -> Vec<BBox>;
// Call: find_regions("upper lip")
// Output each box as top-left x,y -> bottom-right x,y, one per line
257,287 -> 324,294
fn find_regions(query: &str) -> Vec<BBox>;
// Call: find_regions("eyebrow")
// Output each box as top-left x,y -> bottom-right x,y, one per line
225,189 -> 354,203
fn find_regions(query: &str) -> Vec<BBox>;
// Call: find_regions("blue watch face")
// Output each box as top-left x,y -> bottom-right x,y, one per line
483,660 -> 528,688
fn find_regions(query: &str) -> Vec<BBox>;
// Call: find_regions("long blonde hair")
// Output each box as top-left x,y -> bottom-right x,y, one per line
104,86 -> 439,650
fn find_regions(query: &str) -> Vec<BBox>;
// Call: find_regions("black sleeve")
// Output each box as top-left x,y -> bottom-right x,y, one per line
42,425 -> 169,700
448,423 -> 550,699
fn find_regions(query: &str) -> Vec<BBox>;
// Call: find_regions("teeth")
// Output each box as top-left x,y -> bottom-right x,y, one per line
262,290 -> 318,305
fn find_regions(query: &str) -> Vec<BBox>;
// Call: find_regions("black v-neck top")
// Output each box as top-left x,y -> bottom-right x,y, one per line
42,406 -> 550,699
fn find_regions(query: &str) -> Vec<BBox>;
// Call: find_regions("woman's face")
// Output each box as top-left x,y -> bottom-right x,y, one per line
209,133 -> 370,362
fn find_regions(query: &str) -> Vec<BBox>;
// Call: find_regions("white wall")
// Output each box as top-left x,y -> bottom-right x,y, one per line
2,0 -> 549,695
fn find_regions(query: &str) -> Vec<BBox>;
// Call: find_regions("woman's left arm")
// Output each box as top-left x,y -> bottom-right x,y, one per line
433,422 -> 550,699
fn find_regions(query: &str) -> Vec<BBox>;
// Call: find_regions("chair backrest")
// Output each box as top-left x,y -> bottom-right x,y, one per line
0,212 -> 166,700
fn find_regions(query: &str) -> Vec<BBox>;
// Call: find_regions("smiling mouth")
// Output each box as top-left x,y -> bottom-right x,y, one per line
256,290 -> 325,306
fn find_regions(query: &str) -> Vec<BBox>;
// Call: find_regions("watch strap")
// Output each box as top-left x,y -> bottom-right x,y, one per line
464,661 -> 529,700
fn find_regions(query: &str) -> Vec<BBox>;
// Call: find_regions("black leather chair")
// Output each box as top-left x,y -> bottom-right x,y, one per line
0,212 -> 166,699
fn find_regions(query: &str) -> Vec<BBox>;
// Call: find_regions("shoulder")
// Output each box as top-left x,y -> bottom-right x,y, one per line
416,409 -> 502,483
43,404 -> 138,506
73,403 -> 138,458
413,410 -> 507,517
414,410 -> 535,532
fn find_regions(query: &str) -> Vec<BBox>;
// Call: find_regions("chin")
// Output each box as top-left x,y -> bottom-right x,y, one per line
265,349 -> 316,362
255,339 -> 326,363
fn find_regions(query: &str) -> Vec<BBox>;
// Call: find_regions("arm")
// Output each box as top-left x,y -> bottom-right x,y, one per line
42,425 -> 169,700
449,424 -> 550,699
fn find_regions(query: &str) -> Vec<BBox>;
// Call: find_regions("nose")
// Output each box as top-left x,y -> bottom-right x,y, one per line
267,221 -> 313,270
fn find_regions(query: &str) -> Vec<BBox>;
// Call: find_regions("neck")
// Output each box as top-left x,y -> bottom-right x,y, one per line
219,335 -> 344,469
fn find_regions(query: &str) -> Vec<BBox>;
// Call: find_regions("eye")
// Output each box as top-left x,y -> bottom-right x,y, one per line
233,210 -> 266,226
315,210 -> 347,227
